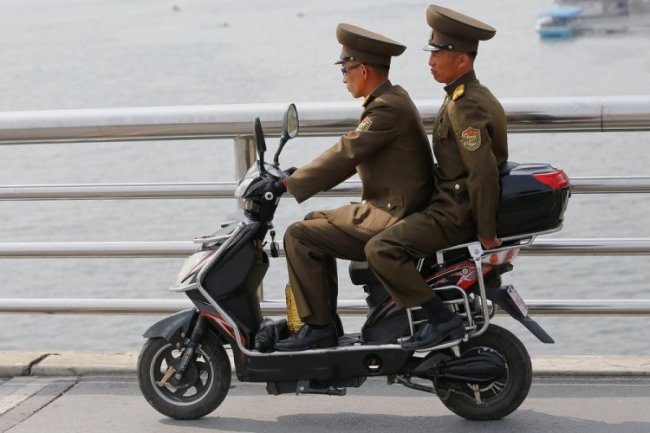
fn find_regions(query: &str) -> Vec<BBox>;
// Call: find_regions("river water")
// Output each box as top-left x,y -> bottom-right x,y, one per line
0,0 -> 649,355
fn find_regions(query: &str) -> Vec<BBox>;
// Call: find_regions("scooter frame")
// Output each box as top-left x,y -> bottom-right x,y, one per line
169,221 -> 558,360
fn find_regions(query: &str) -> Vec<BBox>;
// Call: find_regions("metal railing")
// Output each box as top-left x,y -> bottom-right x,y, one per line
1,96 -> 650,317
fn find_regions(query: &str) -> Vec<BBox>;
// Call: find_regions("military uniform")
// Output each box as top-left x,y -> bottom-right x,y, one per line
284,24 -> 434,326
366,5 -> 508,309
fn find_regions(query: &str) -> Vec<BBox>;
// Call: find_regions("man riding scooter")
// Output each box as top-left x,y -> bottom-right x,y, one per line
366,4 -> 508,350
252,23 -> 435,351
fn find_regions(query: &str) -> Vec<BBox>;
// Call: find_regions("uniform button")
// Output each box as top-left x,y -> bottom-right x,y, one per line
362,200 -> 367,204
454,184 -> 460,191
387,203 -> 392,209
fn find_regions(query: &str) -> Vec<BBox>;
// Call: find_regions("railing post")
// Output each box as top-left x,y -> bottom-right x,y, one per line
233,135 -> 265,299
233,135 -> 257,210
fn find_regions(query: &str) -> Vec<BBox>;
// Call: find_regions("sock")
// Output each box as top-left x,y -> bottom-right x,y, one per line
307,323 -> 329,329
420,297 -> 455,324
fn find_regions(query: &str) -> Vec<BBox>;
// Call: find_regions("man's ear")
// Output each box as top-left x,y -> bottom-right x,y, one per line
458,52 -> 472,68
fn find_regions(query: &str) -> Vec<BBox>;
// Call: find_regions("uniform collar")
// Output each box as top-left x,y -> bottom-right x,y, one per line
363,80 -> 392,107
444,71 -> 477,97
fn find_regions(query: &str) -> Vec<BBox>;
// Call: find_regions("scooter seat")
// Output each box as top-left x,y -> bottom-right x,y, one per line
349,261 -> 380,286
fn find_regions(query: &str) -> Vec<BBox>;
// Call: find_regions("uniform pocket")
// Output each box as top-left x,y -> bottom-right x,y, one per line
358,195 -> 404,234
358,205 -> 394,234
326,197 -> 404,240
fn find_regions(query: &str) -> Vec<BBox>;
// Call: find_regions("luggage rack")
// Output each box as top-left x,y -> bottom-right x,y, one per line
407,227 -> 563,345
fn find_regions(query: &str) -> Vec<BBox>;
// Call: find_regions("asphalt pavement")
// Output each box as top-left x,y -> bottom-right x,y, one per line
2,373 -> 650,433
2,353 -> 650,432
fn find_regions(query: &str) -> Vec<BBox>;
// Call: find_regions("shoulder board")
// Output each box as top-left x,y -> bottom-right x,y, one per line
452,84 -> 465,101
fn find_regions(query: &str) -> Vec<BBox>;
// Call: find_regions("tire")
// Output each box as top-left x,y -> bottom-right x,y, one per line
436,324 -> 532,420
137,336 -> 231,420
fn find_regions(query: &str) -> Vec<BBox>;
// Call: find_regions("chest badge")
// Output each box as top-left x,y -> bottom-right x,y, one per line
356,117 -> 373,132
461,127 -> 481,151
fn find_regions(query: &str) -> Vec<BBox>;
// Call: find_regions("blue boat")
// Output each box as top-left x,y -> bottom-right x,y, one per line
536,6 -> 583,37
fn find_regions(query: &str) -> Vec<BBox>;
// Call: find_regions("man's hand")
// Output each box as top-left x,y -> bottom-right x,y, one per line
283,167 -> 298,177
478,235 -> 502,250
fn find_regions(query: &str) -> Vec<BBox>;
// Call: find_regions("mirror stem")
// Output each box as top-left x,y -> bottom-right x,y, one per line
273,135 -> 288,167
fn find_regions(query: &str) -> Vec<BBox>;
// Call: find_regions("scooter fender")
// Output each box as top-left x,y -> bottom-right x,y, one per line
143,309 -> 197,343
486,285 -> 554,344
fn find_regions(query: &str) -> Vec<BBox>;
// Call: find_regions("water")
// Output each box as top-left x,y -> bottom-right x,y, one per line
0,0 -> 649,355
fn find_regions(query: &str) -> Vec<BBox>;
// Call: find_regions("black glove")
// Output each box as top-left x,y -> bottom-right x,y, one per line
283,167 -> 298,177
248,177 -> 286,199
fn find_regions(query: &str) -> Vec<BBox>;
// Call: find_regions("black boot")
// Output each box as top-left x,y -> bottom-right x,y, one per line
401,297 -> 464,350
274,322 -> 338,351
401,315 -> 464,350
333,312 -> 344,337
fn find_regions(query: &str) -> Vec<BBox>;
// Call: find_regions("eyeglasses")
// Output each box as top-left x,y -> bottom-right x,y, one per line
340,63 -> 362,76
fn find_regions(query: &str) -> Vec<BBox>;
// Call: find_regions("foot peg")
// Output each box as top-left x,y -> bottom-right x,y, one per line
296,380 -> 346,396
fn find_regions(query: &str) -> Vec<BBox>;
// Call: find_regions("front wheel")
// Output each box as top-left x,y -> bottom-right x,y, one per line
137,336 -> 231,420
436,324 -> 532,420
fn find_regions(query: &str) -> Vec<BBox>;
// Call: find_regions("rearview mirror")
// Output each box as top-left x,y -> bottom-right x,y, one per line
273,104 -> 300,167
283,103 -> 299,139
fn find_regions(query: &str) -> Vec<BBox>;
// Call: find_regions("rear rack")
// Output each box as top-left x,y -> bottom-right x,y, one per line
408,227 -> 563,344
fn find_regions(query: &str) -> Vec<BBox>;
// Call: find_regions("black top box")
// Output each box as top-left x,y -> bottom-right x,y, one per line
496,162 -> 571,238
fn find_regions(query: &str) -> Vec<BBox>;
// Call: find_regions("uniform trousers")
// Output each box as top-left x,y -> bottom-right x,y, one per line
284,211 -> 372,326
365,193 -> 475,309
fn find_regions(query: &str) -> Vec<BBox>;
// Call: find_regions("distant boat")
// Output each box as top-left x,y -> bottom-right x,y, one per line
536,6 -> 583,38
537,1 -> 650,38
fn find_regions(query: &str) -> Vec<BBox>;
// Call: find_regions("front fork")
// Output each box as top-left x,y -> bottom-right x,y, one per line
157,314 -> 208,387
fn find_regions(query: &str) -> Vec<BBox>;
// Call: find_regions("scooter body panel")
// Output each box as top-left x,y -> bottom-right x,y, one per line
234,344 -> 414,382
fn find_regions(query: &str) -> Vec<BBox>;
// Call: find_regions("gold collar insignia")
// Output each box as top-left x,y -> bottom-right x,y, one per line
452,84 -> 465,101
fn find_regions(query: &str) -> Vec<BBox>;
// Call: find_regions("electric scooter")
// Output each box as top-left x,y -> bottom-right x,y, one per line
137,103 -> 571,420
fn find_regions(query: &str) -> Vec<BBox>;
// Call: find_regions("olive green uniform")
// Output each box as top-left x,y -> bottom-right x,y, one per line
366,70 -> 508,308
285,81 -> 434,325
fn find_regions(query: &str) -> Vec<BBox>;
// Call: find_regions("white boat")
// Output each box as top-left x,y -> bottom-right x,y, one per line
536,6 -> 582,38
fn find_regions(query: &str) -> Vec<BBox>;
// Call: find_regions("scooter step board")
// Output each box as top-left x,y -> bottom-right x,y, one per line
414,337 -> 464,353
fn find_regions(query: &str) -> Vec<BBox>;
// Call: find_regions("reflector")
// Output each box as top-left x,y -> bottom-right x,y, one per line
533,169 -> 570,189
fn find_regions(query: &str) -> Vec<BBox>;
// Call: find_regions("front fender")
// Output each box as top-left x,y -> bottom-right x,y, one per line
143,309 -> 198,343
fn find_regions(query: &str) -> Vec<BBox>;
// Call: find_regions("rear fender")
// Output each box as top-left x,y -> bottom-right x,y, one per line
143,309 -> 197,343
486,285 -> 554,344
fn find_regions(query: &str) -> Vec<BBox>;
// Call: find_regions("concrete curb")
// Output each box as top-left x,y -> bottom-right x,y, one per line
2,352 -> 650,377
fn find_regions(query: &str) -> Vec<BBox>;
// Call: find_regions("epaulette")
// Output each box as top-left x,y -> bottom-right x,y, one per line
452,84 -> 465,101
363,94 -> 376,107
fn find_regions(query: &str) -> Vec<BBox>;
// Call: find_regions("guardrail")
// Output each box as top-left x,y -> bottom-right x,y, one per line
1,96 -> 649,316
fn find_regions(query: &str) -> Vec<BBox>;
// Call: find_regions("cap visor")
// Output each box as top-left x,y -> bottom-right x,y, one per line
423,44 -> 442,52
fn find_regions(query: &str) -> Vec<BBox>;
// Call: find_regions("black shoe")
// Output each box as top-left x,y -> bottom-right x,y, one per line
274,323 -> 338,351
401,315 -> 464,350
333,313 -> 344,337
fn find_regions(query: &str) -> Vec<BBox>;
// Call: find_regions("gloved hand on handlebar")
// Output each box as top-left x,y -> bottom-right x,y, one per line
283,167 -> 298,177
248,177 -> 287,198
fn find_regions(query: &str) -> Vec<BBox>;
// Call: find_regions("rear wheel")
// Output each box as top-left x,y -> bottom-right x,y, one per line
137,337 -> 231,420
436,324 -> 532,420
